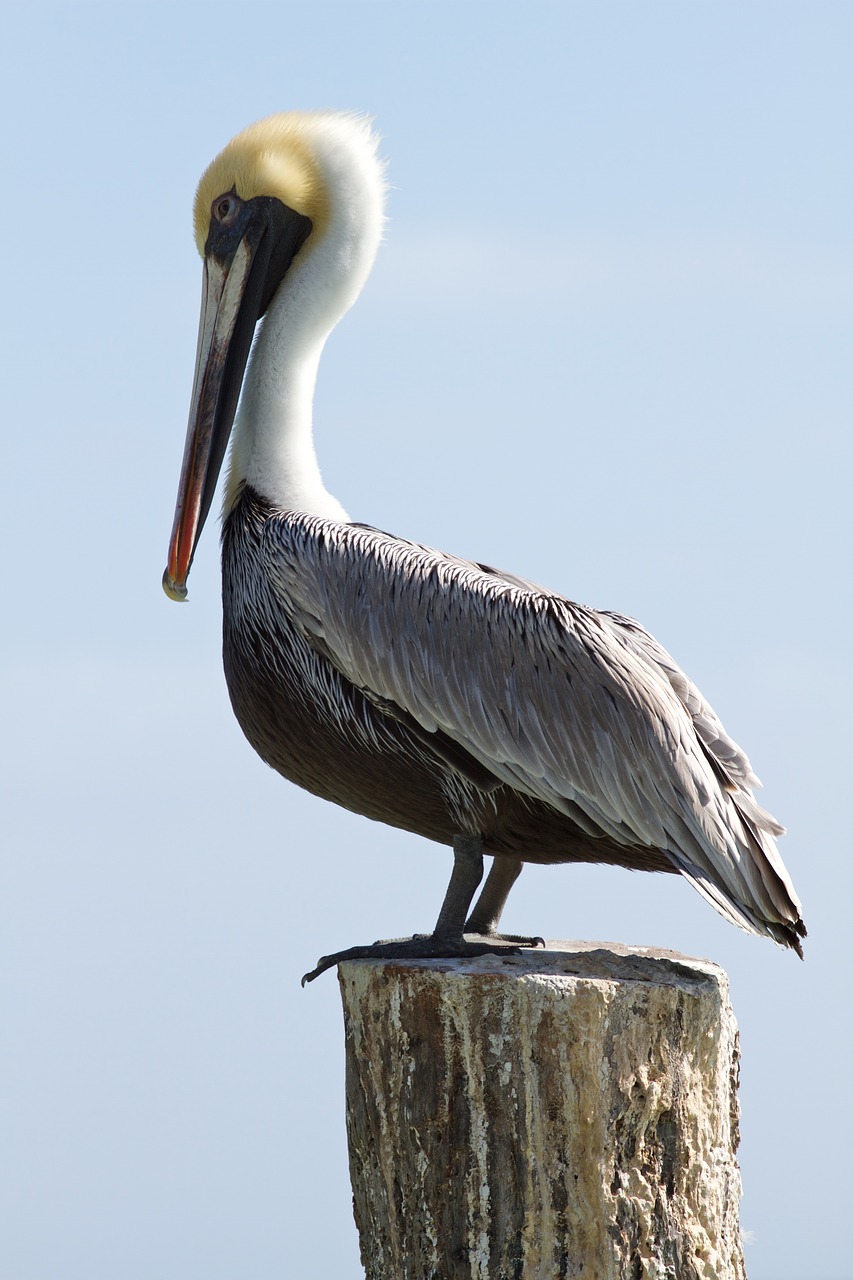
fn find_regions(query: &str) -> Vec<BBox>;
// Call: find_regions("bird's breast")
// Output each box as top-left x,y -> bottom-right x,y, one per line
220,489 -> 487,843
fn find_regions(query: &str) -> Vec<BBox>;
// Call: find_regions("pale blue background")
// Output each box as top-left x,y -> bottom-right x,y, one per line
2,3 -> 851,1277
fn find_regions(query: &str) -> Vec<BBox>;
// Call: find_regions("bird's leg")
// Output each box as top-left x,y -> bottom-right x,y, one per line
464,856 -> 545,947
302,835 -> 526,984
431,834 -> 486,939
464,854 -> 521,932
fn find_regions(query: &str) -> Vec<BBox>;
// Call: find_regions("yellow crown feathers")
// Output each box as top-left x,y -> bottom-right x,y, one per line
193,113 -> 332,254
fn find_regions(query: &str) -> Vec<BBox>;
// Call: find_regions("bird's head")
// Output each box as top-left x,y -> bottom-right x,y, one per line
163,111 -> 384,601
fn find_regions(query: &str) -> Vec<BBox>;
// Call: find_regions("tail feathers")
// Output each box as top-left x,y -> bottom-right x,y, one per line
670,851 -> 806,959
732,797 -> 804,925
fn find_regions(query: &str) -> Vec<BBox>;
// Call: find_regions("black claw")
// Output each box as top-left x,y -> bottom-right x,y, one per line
301,944 -> 383,985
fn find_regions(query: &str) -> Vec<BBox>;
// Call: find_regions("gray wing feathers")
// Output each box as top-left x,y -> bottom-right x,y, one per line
600,610 -> 800,925
603,613 -> 765,794
266,517 -> 802,939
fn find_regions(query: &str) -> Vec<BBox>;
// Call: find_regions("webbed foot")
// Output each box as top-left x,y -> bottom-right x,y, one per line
301,932 -> 523,985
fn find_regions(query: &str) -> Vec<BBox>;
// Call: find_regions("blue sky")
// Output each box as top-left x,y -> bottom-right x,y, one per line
3,4 -> 851,1278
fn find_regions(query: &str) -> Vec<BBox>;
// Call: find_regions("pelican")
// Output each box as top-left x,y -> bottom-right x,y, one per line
163,111 -> 805,981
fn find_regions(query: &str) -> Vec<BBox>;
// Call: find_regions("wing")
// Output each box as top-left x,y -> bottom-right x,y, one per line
263,514 -> 804,946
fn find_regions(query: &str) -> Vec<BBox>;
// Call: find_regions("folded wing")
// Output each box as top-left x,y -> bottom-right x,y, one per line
265,514 -> 804,950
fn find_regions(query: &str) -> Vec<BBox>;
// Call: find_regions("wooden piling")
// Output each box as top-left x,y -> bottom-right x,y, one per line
339,941 -> 745,1280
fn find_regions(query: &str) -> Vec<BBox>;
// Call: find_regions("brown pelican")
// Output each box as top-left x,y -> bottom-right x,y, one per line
163,111 -> 805,981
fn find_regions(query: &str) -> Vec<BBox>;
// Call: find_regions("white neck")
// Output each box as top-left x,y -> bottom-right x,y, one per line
227,299 -> 349,521
225,113 -> 384,522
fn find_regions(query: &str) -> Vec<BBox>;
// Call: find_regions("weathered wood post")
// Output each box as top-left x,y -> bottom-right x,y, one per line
339,941 -> 745,1280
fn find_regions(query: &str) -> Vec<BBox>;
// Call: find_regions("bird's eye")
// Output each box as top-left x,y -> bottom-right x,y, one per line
213,192 -> 239,224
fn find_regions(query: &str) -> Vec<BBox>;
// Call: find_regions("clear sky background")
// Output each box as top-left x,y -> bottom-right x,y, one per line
2,3 -> 851,1278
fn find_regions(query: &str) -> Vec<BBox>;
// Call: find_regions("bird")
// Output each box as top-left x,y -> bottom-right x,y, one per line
163,111 -> 805,982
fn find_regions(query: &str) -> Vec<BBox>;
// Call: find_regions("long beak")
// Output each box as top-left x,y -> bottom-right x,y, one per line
163,196 -> 312,601
162,234 -> 264,602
